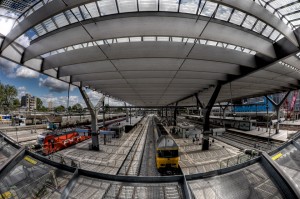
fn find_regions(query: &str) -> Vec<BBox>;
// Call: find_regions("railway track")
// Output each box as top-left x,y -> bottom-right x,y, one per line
213,131 -> 282,152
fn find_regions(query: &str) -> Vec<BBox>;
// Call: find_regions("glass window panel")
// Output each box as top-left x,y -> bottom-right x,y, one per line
42,18 -> 56,32
130,37 -> 141,42
249,51 -> 256,55
199,39 -> 206,44
64,10 -> 77,23
33,2 -> 43,11
138,0 -> 158,11
270,0 -> 298,9
67,47 -> 73,51
96,40 -> 104,45
200,1 -> 217,17
197,0 -> 206,15
242,15 -> 257,29
57,49 -> 65,53
292,20 -> 300,26
143,36 -> 156,41
229,10 -> 246,25
279,3 -> 300,15
227,44 -> 235,49
186,38 -> 195,43
25,29 -> 37,40
262,25 -> 273,37
97,0 -> 118,16
206,41 -> 217,46
71,7 -> 84,21
276,34 -> 284,42
80,5 -> 92,19
253,20 -> 266,33
106,39 -> 113,44
53,13 -> 69,28
85,2 -> 100,18
286,12 -> 300,21
265,5 -> 275,14
269,30 -> 280,40
235,46 -> 242,51
34,24 -> 46,36
172,37 -> 182,42
217,42 -> 223,47
157,36 -> 169,41
243,49 -> 251,53
179,0 -> 200,14
160,0 -> 179,12
215,5 -> 232,21
117,0 -> 138,13
117,38 -> 129,43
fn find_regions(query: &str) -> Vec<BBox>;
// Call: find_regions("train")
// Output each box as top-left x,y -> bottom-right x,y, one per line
184,115 -> 256,131
154,117 -> 180,175
36,117 -> 127,155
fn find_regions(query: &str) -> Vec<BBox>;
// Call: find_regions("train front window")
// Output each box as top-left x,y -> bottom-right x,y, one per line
158,150 -> 178,158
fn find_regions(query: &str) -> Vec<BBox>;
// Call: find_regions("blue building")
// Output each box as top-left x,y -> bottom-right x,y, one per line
233,97 -> 274,112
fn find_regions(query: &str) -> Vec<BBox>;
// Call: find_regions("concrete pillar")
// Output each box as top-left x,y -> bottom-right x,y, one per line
124,102 -> 129,122
266,91 -> 290,134
79,87 -> 105,151
174,103 -> 178,126
202,84 -> 222,151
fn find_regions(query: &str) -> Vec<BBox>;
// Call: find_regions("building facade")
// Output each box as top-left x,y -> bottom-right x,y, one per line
21,94 -> 37,111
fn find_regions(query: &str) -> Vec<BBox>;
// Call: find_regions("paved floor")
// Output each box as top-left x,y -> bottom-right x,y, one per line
54,117 -> 147,174
228,127 -> 296,142
2,129 -> 48,146
189,163 -> 283,199
166,126 -> 241,175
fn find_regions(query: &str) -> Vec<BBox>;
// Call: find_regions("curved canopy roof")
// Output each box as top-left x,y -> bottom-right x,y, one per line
0,0 -> 299,106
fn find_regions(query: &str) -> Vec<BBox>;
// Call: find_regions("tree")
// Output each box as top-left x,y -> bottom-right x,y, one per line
12,98 -> 20,110
54,105 -> 65,113
36,98 -> 43,110
0,83 -> 18,113
72,103 -> 83,112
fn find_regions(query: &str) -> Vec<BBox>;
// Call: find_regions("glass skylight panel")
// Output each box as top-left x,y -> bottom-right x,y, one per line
269,30 -> 280,40
243,48 -> 251,53
229,10 -> 246,25
292,20 -> 300,26
269,0 -> 298,9
206,41 -> 217,46
286,12 -> 300,21
179,0 -> 200,14
276,34 -> 284,42
117,0 -> 138,13
200,1 -> 217,17
159,0 -> 179,12
242,15 -> 257,29
157,36 -> 169,41
52,13 -> 69,28
25,29 -> 37,40
97,0 -> 118,16
96,40 -> 104,45
279,3 -> 300,15
64,10 -> 78,24
261,25 -> 273,37
130,37 -> 141,42
34,24 -> 46,36
85,2 -> 100,18
138,0 -> 158,11
143,36 -> 156,41
71,7 -> 84,21
42,18 -> 56,32
80,5 -> 92,20
172,37 -> 182,42
117,38 -> 129,43
215,5 -> 232,21
253,20 -> 266,33
227,44 -> 235,49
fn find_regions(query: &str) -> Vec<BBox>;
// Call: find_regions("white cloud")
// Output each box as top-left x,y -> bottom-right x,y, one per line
40,94 -> 85,108
0,12 -> 17,36
16,66 -> 39,78
39,77 -> 75,93
17,86 -> 27,99
0,57 -> 18,78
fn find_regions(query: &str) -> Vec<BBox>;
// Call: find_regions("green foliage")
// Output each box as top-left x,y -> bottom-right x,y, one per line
0,82 -> 18,112
36,98 -> 43,110
71,103 -> 83,112
54,105 -> 65,113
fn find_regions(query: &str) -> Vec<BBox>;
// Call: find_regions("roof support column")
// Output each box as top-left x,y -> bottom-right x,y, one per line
265,91 -> 290,134
202,84 -> 222,151
79,87 -> 105,151
124,102 -> 129,122
174,102 -> 178,126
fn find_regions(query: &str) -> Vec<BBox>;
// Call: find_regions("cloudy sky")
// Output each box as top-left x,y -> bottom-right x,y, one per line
0,8 -> 126,108
0,57 -> 124,108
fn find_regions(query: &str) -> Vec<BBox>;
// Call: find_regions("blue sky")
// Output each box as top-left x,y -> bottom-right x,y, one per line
0,57 -> 113,108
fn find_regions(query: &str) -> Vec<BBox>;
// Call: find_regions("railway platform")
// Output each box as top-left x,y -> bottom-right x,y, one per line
54,117 -> 147,174
228,127 -> 297,142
